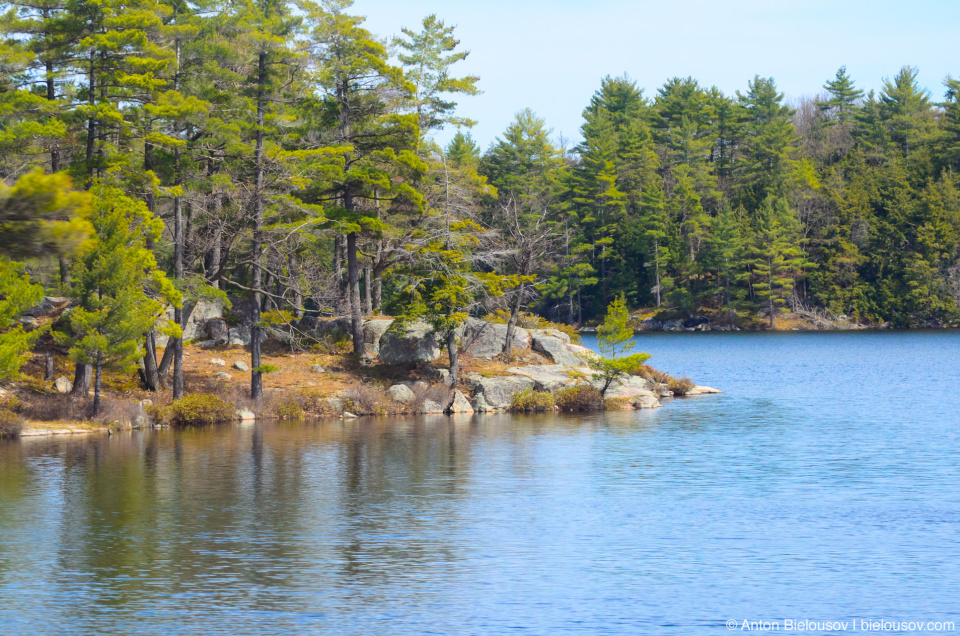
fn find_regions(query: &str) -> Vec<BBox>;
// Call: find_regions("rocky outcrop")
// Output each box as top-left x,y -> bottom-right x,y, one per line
362,319 -> 394,356
206,318 -> 229,345
183,300 -> 224,341
506,364 -> 577,392
473,375 -> 536,410
447,390 -> 474,414
378,321 -> 441,364
528,328 -> 571,344
460,317 -> 531,359
420,399 -> 446,414
23,296 -> 71,317
531,334 -> 585,367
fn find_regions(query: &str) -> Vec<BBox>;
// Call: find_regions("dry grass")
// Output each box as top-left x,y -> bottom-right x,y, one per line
554,385 -> 604,412
603,397 -> 631,411
667,377 -> 695,396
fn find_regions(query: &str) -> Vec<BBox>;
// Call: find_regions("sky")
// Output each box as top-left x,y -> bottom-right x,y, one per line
353,0 -> 960,150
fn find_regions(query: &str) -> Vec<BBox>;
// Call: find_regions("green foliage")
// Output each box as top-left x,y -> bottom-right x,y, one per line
0,258 -> 44,380
272,394 -> 304,420
596,294 -> 634,358
253,365 -> 280,374
0,407 -> 24,438
167,394 -> 237,427
59,185 -> 181,375
509,388 -> 555,413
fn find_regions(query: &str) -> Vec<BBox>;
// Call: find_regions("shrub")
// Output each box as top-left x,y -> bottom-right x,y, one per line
650,368 -> 673,384
509,388 -> 555,412
168,394 -> 236,427
342,383 -> 390,415
0,408 -> 24,438
604,397 -> 631,411
554,385 -> 604,412
271,394 -> 304,420
668,377 -> 695,396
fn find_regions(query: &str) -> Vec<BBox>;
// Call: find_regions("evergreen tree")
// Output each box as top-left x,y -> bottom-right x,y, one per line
60,184 -> 180,413
820,66 -> 864,124
393,14 -> 480,136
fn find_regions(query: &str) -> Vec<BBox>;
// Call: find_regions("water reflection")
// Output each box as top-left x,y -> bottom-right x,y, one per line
2,331 -> 960,634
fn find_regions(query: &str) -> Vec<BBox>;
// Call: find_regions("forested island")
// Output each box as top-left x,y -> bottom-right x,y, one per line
0,0 -> 957,431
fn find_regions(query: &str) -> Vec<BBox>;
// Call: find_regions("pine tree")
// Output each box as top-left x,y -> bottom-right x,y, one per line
305,0 -> 425,357
393,14 -> 480,136
60,184 -> 179,413
737,76 -> 797,207
639,183 -> 671,306
878,66 -> 932,159
742,198 -> 810,327
820,66 -> 864,124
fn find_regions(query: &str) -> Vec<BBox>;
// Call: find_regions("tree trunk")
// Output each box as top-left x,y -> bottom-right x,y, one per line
503,283 -> 524,358
446,329 -> 459,387
250,47 -> 266,403
334,233 -> 345,312
143,331 -> 160,391
289,253 -> 302,318
346,232 -> 363,355
45,351 -> 54,382
71,363 -> 90,397
157,341 -> 174,382
92,354 -> 102,415
568,290 -> 575,325
364,263 -> 372,315
373,268 -> 383,312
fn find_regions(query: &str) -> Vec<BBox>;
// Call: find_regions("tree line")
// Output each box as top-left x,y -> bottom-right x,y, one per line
1,0 -> 959,406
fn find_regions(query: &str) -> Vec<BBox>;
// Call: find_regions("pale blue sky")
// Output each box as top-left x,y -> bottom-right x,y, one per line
354,0 -> 960,149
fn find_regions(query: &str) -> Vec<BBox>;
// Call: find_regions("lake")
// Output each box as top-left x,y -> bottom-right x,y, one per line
1,331 -> 959,634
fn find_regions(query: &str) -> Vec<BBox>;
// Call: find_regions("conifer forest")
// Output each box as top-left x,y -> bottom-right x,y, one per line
3,0 -> 960,402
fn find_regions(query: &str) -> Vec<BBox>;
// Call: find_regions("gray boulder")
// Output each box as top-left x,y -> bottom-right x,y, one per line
460,318 -> 531,359
474,375 -> 536,410
214,372 -> 232,380
378,321 -> 441,364
387,384 -> 416,404
24,296 -> 71,317
232,361 -> 249,372
54,376 -> 73,394
528,328 -> 571,344
532,334 -> 585,367
207,318 -> 229,345
631,395 -> 661,409
228,327 -> 250,347
210,358 -> 226,366
473,393 -> 496,412
310,365 -> 325,373
182,300 -> 224,341
447,390 -> 474,414
362,319 -> 394,356
421,399 -> 446,414
506,364 -> 575,392
315,317 -> 353,338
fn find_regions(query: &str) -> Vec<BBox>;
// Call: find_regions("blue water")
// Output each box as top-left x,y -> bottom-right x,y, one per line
1,331 -> 959,634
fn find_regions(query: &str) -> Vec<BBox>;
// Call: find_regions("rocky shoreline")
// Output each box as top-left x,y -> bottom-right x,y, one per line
2,299 -> 722,439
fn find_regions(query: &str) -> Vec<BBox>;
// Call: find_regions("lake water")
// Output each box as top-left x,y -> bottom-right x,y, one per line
2,331 -> 959,634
